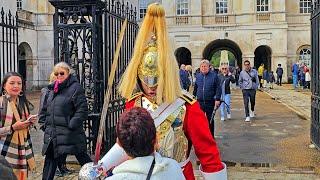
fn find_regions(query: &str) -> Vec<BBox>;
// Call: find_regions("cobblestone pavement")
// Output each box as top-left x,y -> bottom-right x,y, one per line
262,84 -> 311,120
24,88 -> 320,179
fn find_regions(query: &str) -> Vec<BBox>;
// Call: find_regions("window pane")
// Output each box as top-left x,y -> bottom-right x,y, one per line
265,6 -> 268,11
261,6 -> 264,11
257,6 -> 260,11
216,2 -> 219,8
257,0 -> 261,6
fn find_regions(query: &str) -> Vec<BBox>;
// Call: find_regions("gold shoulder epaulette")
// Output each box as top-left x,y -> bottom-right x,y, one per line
128,92 -> 143,102
180,90 -> 196,105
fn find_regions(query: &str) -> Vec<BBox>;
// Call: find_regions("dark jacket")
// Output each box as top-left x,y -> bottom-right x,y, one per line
218,74 -> 236,95
40,75 -> 88,158
179,69 -> 191,90
193,71 -> 221,102
38,87 -> 50,125
276,67 -> 283,76
269,72 -> 275,83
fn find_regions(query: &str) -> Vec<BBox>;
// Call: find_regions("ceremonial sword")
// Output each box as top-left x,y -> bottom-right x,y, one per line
94,19 -> 128,165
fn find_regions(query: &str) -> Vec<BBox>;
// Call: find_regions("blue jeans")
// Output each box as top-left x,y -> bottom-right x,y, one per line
293,74 -> 298,88
220,94 -> 231,118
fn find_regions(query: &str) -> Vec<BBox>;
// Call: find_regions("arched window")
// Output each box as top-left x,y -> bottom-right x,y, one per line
176,0 -> 189,15
300,0 -> 312,14
257,0 -> 269,12
216,0 -> 228,14
299,48 -> 311,67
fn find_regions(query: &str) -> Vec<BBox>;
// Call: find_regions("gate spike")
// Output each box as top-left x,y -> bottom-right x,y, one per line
121,0 -> 125,17
134,7 -> 137,21
8,10 -> 12,25
126,2 -> 129,19
1,7 -> 4,23
116,0 -> 120,14
111,0 -> 115,12
130,4 -> 133,21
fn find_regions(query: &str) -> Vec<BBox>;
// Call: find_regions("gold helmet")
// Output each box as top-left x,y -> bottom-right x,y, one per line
138,35 -> 159,87
118,3 -> 182,104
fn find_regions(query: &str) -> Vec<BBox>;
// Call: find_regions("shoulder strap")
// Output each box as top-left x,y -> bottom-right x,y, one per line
146,157 -> 155,180
246,70 -> 253,78
153,98 -> 186,127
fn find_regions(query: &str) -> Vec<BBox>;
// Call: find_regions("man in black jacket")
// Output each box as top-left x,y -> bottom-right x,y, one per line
276,64 -> 283,86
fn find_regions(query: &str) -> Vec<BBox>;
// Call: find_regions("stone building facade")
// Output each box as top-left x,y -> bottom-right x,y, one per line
158,0 -> 312,82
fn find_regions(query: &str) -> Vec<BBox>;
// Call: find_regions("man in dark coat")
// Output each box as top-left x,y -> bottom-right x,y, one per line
193,59 -> 221,137
276,64 -> 283,86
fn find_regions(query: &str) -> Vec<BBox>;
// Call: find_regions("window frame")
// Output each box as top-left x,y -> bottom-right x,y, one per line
176,0 -> 189,16
215,0 -> 228,15
299,0 -> 312,14
299,48 -> 311,67
17,0 -> 22,10
256,0 -> 270,13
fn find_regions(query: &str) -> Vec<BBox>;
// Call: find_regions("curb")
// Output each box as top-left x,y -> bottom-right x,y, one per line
262,90 -> 311,121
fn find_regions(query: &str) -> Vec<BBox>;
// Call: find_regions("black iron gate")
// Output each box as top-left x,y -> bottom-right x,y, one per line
0,8 -> 18,81
311,1 -> 320,148
49,0 -> 138,154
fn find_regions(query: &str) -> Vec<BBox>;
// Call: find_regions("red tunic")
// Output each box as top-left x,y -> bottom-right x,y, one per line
126,97 -> 224,180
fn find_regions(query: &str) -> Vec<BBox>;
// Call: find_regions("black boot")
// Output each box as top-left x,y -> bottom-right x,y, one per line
60,164 -> 72,175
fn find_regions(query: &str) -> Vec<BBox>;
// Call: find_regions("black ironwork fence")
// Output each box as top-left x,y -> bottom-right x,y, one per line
49,0 -> 138,154
311,1 -> 320,148
0,8 -> 18,81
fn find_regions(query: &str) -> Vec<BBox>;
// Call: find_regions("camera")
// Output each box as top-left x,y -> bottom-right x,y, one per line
251,77 -> 256,83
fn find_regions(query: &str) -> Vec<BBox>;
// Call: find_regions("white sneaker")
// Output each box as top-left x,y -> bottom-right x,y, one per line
221,117 -> 225,121
245,117 -> 251,122
227,113 -> 231,119
250,111 -> 255,118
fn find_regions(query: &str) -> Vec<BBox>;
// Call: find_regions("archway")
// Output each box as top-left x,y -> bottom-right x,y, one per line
254,45 -> 272,71
175,47 -> 192,67
203,39 -> 242,69
18,42 -> 33,89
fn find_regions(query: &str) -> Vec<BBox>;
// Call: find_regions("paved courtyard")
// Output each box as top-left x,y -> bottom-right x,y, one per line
25,85 -> 320,179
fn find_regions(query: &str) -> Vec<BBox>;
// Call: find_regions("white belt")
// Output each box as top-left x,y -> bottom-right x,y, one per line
179,157 -> 190,168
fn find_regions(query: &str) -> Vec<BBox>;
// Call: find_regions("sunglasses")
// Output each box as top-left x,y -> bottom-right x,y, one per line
54,72 -> 65,76
244,64 -> 250,66
221,68 -> 227,70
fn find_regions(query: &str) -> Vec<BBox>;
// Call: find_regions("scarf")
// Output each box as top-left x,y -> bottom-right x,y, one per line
0,96 -> 36,180
54,80 -> 61,93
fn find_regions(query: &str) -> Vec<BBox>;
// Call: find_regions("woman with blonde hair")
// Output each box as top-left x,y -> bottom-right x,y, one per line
185,65 -> 193,91
218,64 -> 235,121
40,62 -> 91,179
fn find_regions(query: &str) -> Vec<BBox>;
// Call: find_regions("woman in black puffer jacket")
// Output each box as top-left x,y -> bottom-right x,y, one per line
40,62 -> 91,180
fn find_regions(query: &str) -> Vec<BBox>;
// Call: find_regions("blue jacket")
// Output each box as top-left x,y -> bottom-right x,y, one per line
179,69 -> 190,90
193,71 -> 221,102
292,64 -> 299,76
